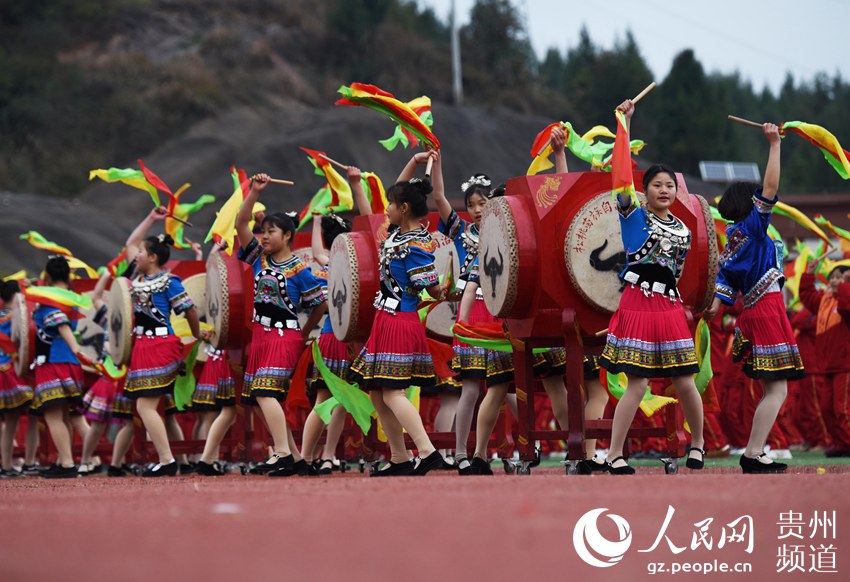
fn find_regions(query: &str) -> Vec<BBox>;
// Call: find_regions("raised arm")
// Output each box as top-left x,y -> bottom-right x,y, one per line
90,269 -> 111,310
236,174 -> 269,249
311,214 -> 329,267
428,150 -> 451,224
761,123 -> 781,201
125,207 -> 167,263
552,126 -> 569,174
348,166 -> 372,216
396,150 -> 434,183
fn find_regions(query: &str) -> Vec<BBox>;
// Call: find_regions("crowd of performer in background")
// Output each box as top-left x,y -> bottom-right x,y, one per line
1,98 -> 849,479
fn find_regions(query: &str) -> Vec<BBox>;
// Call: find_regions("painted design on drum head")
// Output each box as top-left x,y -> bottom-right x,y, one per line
328,234 -> 360,342
565,191 -> 635,315
332,279 -> 347,328
205,252 -> 230,350
479,197 -> 520,317
535,176 -> 562,208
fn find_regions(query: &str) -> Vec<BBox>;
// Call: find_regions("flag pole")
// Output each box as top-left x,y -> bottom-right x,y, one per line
727,115 -> 764,129
319,154 -> 350,171
631,82 -> 656,105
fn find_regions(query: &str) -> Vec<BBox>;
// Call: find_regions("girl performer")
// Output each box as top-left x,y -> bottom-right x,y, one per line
123,208 -> 206,477
0,281 -> 34,477
30,257 -> 88,478
235,175 -> 328,477
706,122 -> 805,473
299,210 -> 354,473
599,99 -> 705,475
349,152 -> 447,476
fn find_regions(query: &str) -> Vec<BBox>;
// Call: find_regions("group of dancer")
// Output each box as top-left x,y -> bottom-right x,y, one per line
1,97 -> 847,478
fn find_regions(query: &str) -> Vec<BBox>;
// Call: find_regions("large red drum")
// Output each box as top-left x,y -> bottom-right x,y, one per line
327,213 -> 461,344
10,295 -> 34,378
205,251 -> 252,351
478,172 -> 718,338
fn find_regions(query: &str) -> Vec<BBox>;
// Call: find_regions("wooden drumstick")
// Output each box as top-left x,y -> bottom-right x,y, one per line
319,154 -> 350,171
167,214 -> 192,227
251,175 -> 295,186
631,82 -> 656,105
425,156 -> 434,179
594,328 -> 609,337
727,115 -> 764,129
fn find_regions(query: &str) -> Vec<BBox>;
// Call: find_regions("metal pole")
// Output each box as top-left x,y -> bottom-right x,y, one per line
451,0 -> 463,105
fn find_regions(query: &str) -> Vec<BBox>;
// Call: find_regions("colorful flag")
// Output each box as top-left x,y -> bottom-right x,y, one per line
106,248 -> 129,278
89,166 -> 158,205
300,147 -> 354,210
23,286 -> 92,318
527,121 -> 645,175
781,121 -> 850,179
773,201 -> 831,245
337,83 -> 440,150
19,231 -> 72,257
610,110 -> 638,206
378,96 -> 434,151
815,214 -> 850,253
361,172 -> 388,215
165,182 -> 215,250
205,166 -> 252,255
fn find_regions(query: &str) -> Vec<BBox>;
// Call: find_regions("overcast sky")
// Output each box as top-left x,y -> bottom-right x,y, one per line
420,0 -> 849,94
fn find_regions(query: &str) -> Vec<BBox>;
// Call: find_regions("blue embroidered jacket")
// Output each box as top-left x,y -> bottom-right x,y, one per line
715,189 -> 785,307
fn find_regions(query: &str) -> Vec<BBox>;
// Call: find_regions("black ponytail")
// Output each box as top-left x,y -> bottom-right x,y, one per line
44,256 -> 71,284
143,234 -> 174,266
387,178 -> 432,218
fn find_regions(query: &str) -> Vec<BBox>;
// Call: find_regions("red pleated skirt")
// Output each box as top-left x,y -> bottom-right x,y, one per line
125,335 -> 184,399
350,310 -> 435,390
32,362 -> 84,413
733,292 -> 805,380
312,332 -> 351,393
600,285 -> 699,378
242,323 -> 305,401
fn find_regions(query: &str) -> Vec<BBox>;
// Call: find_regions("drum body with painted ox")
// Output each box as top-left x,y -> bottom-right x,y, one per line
328,212 -> 463,344
479,172 -> 717,339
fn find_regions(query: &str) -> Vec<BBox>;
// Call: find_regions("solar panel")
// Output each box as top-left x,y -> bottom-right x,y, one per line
699,161 -> 761,183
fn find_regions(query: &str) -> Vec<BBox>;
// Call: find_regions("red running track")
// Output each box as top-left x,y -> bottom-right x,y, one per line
1,466 -> 848,582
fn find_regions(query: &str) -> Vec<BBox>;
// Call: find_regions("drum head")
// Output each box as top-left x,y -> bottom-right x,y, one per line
564,192 -> 634,315
75,296 -> 107,366
181,273 -> 207,320
205,252 -> 230,350
425,231 -> 460,341
291,246 -> 325,337
107,277 -> 134,366
479,197 -> 520,317
328,234 -> 360,342
694,194 -> 719,314
10,296 -> 32,377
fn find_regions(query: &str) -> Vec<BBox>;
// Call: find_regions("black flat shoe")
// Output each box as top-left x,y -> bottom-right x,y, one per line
577,456 -> 610,475
411,451 -> 444,476
142,461 -> 178,477
316,459 -> 334,475
607,456 -> 635,475
107,465 -> 127,477
250,453 -> 294,474
179,463 -> 198,475
686,446 -> 706,470
456,458 -> 477,475
267,457 -> 301,477
470,456 -> 493,475
371,459 -> 415,477
740,453 -> 787,474
296,459 -> 318,476
197,461 -> 226,476
41,464 -> 80,479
